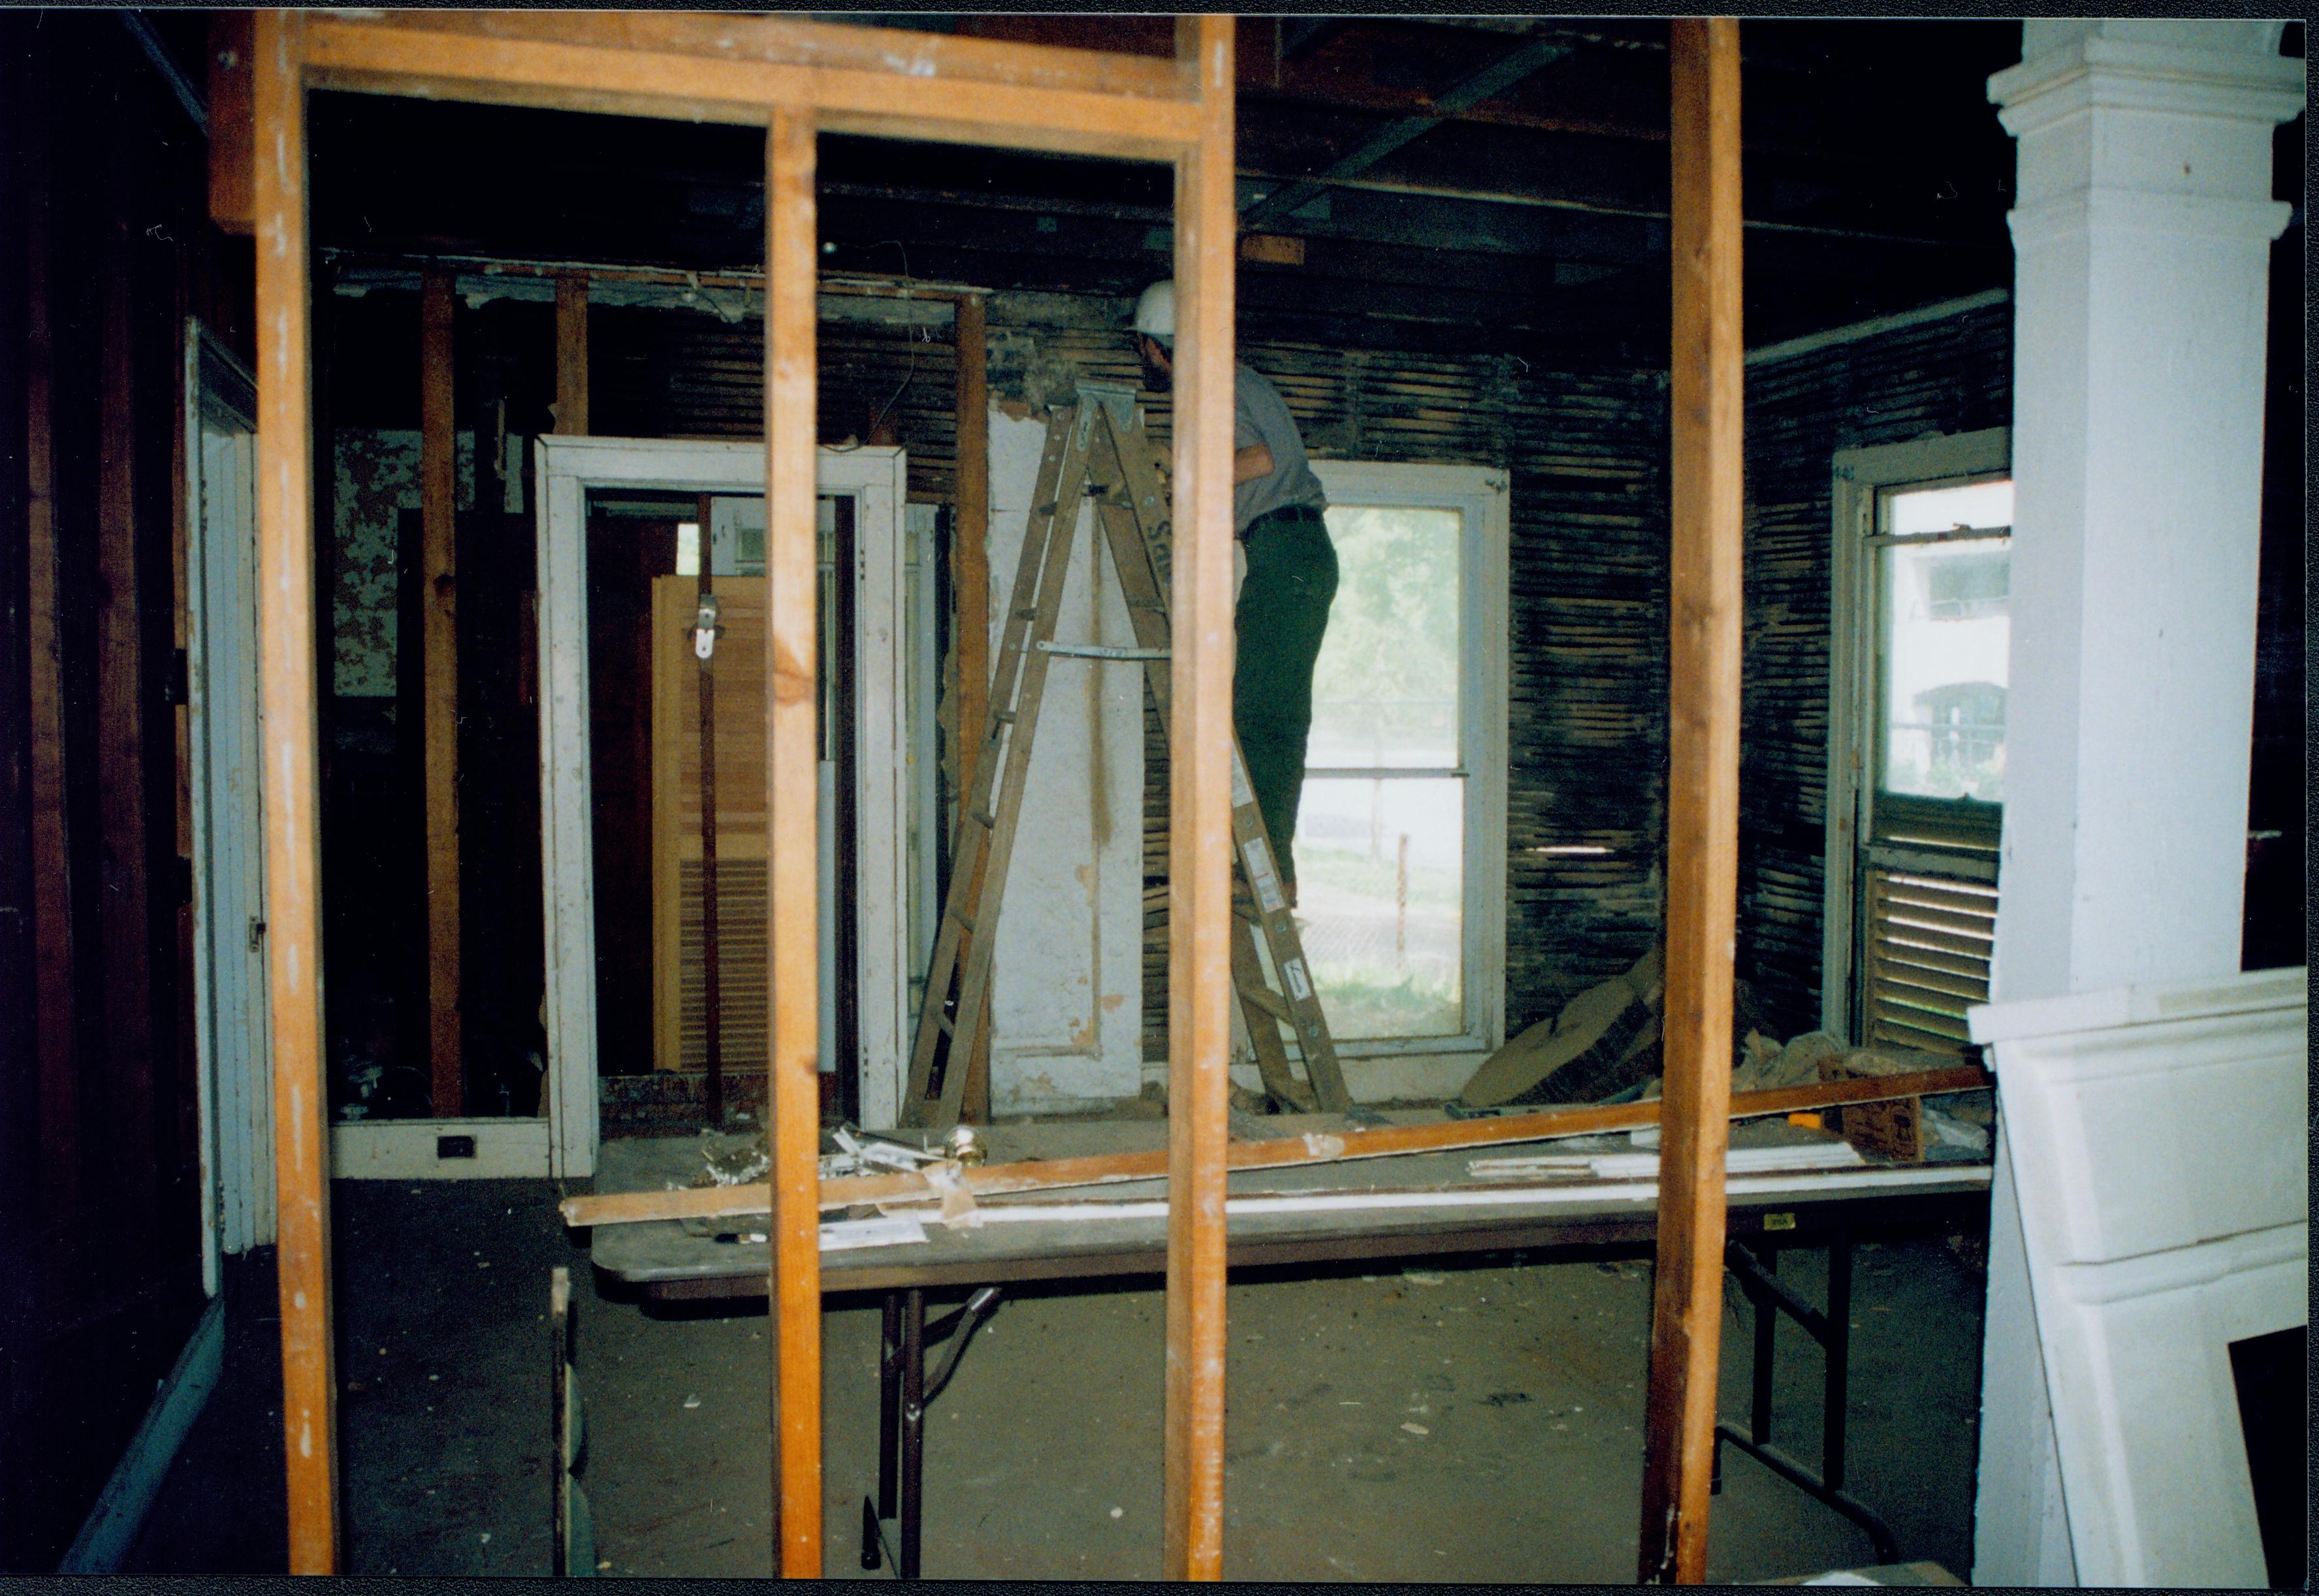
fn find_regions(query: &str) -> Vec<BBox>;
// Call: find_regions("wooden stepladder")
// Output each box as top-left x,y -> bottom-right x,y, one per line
901,391 -> 1351,1128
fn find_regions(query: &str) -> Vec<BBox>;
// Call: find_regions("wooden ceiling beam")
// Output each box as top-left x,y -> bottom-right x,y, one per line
301,11 -> 1201,161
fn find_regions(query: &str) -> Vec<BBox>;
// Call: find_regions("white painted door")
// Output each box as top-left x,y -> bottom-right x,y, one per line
185,323 -> 274,1288
983,407 -> 1144,1111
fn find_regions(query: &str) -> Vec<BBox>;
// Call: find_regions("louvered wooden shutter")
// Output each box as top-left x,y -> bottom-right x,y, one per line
1858,793 -> 1999,1055
651,577 -> 771,1074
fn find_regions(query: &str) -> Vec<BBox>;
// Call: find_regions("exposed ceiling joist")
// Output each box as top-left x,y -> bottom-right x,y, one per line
1277,18 -> 1350,63
1240,33 -> 1574,231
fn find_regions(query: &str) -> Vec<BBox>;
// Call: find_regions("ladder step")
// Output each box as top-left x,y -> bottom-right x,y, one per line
1238,983 -> 1292,1020
934,1010 -> 954,1036
1036,642 -> 1170,662
951,912 -> 976,934
991,710 -> 1018,726
969,810 -> 996,829
1014,606 -> 1041,620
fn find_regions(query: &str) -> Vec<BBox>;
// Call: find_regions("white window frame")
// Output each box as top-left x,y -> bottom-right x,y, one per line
1303,460 -> 1511,1086
1821,426 -> 2010,1038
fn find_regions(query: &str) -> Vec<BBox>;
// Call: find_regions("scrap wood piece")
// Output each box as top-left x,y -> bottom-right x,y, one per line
859,1163 -> 1983,1226
558,1064 -> 1989,1230
1458,946 -> 1664,1108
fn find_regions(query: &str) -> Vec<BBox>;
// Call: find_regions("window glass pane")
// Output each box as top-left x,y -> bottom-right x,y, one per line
1292,775 -> 1462,1039
1883,479 -> 2013,537
1878,535 -> 2009,801
1308,506 -> 1462,768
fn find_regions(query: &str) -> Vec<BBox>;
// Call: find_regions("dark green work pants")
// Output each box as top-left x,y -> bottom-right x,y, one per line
1233,504 -> 1337,897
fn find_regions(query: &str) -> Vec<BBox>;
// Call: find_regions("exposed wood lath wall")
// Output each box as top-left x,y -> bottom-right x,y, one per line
592,305 -> 961,503
1738,302 -> 2011,1041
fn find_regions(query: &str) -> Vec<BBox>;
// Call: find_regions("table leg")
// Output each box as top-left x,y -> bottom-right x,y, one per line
1712,1226 -> 1898,1563
1749,1242 -> 1776,1446
900,1286 -> 926,1580
878,1293 -> 903,1520
1822,1229 -> 1853,1493
861,1293 -> 904,1571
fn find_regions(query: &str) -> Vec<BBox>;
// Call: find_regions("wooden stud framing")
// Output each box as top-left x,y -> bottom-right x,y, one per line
419,266 -> 462,1117
948,291 -> 993,1123
97,99 -> 160,1283
251,9 -> 340,1572
763,104 -> 822,1577
1161,15 -> 1237,1582
250,9 -> 1235,1576
552,274 -> 589,435
22,38 -> 79,1308
1638,17 -> 1744,1585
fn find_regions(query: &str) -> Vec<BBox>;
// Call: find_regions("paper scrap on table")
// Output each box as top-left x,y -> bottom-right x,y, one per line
818,1214 -> 930,1252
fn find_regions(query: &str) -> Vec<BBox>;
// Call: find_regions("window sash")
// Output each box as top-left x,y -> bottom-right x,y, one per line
1298,464 -> 1509,1061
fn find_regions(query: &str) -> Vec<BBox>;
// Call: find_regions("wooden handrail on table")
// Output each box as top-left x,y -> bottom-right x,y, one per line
559,1066 -> 1990,1230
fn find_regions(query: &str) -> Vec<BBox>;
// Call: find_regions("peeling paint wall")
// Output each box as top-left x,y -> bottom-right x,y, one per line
332,429 -> 526,696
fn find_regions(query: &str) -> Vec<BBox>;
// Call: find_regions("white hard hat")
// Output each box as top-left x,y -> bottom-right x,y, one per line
1133,279 -> 1175,344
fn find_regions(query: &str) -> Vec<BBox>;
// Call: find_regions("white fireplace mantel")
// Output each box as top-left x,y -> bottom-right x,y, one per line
1970,966 -> 2307,1588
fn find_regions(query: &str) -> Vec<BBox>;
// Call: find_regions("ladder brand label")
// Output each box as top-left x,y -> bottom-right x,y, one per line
1229,755 -> 1253,810
1283,959 -> 1312,1001
1243,838 -> 1285,912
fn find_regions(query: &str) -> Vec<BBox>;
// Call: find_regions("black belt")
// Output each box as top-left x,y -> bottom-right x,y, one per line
1240,503 -> 1326,541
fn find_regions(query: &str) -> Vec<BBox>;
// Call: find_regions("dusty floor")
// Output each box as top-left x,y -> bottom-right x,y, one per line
131,1166 -> 1989,1581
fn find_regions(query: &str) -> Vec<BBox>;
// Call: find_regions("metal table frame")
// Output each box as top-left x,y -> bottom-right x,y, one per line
615,1185 -> 1987,1578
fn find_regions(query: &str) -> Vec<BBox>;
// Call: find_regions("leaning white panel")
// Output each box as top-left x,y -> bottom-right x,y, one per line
1970,966 -> 2307,1588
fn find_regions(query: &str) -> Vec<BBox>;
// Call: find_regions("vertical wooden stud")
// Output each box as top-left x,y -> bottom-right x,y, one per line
252,8 -> 340,1572
419,265 -> 462,1116
1160,13 -> 1236,1582
206,10 -> 255,235
1637,16 -> 1744,1586
97,86 -> 159,1283
552,274 -> 589,436
764,103 -> 823,1579
948,291 -> 993,1123
22,25 -> 80,1305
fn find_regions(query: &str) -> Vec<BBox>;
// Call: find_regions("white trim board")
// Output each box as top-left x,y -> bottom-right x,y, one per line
330,1116 -> 554,1180
57,1296 -> 226,1572
1746,289 -> 2011,368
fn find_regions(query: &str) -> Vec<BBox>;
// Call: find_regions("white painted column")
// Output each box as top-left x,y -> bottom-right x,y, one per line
1973,22 -> 2300,1586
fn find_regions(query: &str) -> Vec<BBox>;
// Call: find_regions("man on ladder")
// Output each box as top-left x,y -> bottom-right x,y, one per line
1132,279 -> 1337,907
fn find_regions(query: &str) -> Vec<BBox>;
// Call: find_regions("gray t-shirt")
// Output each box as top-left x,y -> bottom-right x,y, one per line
1234,361 -> 1328,535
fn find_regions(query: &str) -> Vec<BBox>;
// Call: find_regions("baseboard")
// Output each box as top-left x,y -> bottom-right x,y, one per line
57,1294 -> 226,1573
330,1115 -> 553,1179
